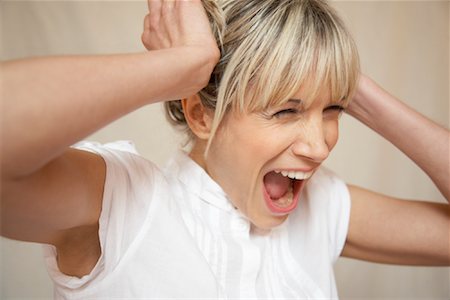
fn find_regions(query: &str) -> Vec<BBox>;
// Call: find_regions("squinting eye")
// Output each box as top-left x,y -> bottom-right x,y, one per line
272,108 -> 299,118
324,105 -> 345,116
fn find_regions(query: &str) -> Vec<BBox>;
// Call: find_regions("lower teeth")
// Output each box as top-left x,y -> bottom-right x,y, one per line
272,185 -> 293,207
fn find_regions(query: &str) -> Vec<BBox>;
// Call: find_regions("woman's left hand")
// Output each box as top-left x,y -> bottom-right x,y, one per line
346,74 -> 450,201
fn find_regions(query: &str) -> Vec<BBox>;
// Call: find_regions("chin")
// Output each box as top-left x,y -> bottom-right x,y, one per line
252,214 -> 289,230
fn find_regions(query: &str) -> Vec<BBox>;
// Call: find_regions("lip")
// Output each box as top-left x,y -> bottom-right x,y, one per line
262,177 -> 306,215
272,168 -> 315,173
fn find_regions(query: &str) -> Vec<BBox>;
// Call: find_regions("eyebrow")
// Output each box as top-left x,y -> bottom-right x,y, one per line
334,97 -> 348,105
287,99 -> 302,104
285,99 -> 304,109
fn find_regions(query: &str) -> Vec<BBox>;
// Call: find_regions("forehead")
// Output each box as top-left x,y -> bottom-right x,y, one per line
289,81 -> 335,107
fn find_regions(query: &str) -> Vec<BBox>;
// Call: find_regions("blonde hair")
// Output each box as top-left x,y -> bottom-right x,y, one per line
165,0 -> 360,151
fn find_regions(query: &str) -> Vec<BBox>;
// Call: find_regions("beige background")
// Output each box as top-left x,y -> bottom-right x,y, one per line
1,0 -> 449,299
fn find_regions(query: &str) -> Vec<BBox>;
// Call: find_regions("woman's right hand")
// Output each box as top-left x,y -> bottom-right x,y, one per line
1,1 -> 221,264
142,0 -> 220,70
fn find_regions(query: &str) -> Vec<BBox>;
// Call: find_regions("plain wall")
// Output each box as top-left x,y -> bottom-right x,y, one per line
1,1 -> 449,299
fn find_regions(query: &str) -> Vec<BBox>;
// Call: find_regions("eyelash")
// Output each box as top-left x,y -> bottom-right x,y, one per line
272,105 -> 345,119
325,105 -> 345,114
272,108 -> 299,118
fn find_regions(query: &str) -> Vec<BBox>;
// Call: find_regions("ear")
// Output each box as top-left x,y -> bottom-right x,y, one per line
181,94 -> 213,140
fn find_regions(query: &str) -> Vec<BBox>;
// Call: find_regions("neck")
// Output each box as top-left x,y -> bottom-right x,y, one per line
189,140 -> 207,170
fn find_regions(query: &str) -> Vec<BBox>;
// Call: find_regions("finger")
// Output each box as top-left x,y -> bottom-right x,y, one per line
161,0 -> 178,44
143,13 -> 150,32
147,0 -> 161,13
161,0 -> 175,19
148,0 -> 162,20
146,0 -> 174,50
141,14 -> 151,49
163,0 -> 176,9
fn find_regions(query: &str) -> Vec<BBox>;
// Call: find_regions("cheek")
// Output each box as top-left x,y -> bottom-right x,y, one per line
324,120 -> 340,150
207,125 -> 260,197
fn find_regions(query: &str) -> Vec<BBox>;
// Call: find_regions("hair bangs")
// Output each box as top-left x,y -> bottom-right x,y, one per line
301,28 -> 359,108
229,0 -> 359,115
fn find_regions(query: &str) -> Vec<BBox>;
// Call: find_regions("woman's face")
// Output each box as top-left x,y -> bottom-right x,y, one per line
195,87 -> 345,229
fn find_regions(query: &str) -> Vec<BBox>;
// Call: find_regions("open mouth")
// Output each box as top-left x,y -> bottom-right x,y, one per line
262,170 -> 313,215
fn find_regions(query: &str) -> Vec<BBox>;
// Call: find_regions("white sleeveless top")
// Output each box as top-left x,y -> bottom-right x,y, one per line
43,141 -> 351,299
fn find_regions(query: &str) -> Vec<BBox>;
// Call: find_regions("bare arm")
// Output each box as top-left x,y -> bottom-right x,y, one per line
342,75 -> 450,265
344,185 -> 449,265
1,50 -> 217,180
346,75 -> 449,201
1,0 -> 219,245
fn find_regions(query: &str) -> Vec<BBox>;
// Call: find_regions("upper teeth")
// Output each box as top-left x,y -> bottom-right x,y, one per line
275,170 -> 313,180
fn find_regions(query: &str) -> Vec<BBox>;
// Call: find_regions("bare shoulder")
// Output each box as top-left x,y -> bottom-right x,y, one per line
342,185 -> 449,265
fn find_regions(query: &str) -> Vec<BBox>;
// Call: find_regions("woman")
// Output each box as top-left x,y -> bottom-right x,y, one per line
1,0 -> 448,298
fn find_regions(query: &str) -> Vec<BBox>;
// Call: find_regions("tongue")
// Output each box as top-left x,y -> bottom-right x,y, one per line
263,171 -> 291,200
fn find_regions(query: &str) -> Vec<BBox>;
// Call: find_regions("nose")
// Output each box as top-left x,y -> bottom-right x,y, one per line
291,119 -> 330,163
